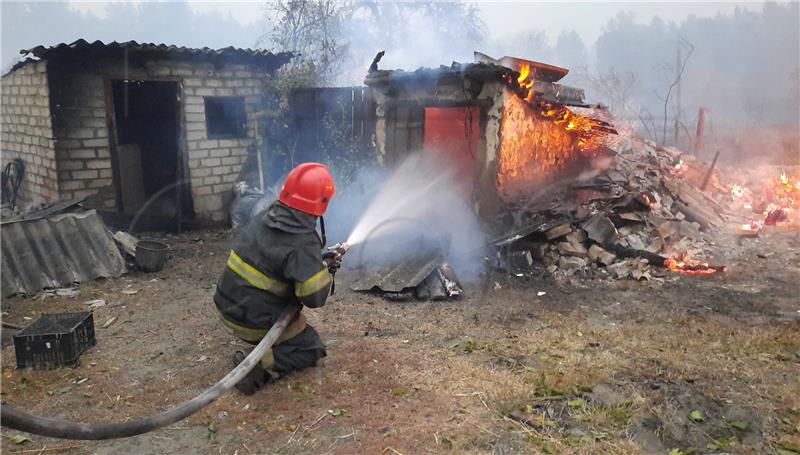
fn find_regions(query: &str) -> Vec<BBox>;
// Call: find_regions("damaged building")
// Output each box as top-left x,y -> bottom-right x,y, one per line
364,52 -> 616,216
363,52 -> 736,284
1,40 -> 291,223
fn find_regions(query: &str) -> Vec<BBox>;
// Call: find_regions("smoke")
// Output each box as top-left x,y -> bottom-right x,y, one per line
0,2 -> 265,72
330,2 -> 486,86
325,153 -> 486,280
576,155 -> 615,182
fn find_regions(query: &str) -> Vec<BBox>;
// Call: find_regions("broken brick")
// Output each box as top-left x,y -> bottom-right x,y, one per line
557,241 -> 587,257
546,223 -> 573,240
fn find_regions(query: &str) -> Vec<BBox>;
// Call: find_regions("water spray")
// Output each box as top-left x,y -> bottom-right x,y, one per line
329,153 -> 485,276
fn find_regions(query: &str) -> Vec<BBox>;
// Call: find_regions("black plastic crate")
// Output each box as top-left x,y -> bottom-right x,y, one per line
13,312 -> 96,370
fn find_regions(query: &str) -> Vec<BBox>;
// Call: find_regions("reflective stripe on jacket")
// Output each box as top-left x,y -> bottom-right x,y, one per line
214,201 -> 332,329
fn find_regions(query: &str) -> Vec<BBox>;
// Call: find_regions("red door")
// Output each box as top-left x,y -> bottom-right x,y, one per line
423,107 -> 480,194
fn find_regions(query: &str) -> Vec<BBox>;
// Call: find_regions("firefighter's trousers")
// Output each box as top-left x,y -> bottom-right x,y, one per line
221,312 -> 327,376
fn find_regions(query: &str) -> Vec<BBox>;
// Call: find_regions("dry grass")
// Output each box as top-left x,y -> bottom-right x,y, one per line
1,228 -> 798,454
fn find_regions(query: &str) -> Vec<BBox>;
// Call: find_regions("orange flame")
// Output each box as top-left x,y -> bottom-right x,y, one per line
642,193 -> 658,210
739,220 -> 761,237
497,93 -> 576,199
664,257 -> 725,275
517,64 -> 534,90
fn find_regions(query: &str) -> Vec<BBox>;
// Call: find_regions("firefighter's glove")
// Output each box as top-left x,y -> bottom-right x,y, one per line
322,252 -> 341,275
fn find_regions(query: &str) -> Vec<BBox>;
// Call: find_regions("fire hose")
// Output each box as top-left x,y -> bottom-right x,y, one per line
1,305 -> 299,440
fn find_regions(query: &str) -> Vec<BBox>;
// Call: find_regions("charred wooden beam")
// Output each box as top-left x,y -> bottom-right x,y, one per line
602,243 -> 667,267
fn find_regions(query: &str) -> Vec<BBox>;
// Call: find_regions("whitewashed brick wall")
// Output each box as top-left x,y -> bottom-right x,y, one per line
46,59 -> 273,221
49,70 -> 113,206
0,61 -> 58,207
161,61 -> 265,221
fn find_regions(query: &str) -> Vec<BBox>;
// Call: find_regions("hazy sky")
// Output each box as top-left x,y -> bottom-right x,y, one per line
65,1 -> 765,46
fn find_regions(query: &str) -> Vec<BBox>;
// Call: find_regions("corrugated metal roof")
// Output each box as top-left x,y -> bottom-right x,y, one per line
1,210 -> 126,297
9,39 -> 293,72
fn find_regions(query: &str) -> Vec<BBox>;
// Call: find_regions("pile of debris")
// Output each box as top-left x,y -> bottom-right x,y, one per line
492,137 -> 730,282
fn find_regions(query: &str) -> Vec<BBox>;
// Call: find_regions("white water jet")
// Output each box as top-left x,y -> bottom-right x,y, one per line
343,153 -> 485,278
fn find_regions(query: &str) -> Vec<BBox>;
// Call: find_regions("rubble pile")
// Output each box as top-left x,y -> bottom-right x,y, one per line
493,137 -> 732,282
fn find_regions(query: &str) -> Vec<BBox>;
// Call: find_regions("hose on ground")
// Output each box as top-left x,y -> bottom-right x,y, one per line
1,305 -> 300,440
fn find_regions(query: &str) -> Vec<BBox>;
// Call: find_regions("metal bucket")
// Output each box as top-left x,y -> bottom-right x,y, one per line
135,240 -> 169,273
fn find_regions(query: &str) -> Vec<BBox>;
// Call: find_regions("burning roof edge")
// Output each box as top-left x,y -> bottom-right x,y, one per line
364,61 -> 592,108
6,39 -> 294,75
364,61 -> 514,87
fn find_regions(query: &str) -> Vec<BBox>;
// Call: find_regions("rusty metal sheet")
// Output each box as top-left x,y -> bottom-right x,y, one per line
350,252 -> 443,293
496,55 -> 569,82
1,210 -> 126,297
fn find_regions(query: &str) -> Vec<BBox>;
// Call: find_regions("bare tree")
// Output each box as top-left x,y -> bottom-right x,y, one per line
659,38 -> 694,144
262,0 -> 349,86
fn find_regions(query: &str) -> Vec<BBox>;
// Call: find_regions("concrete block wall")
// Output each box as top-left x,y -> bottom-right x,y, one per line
48,70 -> 113,205
0,61 -> 58,207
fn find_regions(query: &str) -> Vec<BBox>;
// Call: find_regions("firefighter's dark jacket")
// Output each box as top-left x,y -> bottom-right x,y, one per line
214,201 -> 332,329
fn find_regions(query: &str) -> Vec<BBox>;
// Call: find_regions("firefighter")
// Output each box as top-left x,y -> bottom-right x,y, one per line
214,163 -> 339,395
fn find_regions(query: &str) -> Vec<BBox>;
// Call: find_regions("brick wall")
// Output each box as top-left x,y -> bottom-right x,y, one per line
48,70 -> 113,206
0,61 -> 58,207
161,61 -> 265,221
48,59 -> 270,221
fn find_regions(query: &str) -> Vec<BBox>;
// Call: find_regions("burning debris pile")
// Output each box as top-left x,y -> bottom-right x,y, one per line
727,167 -> 800,235
492,138 -> 731,281
363,51 -> 794,287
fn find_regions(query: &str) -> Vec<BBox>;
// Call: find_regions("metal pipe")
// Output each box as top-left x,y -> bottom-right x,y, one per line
1,305 -> 300,440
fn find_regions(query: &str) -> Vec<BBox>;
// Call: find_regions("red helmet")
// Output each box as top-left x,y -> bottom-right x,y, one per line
278,163 -> 336,216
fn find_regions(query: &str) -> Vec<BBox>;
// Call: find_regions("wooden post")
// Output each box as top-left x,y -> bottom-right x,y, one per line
701,149 -> 720,191
256,147 -> 265,192
252,111 -> 266,191
674,47 -> 681,145
694,107 -> 707,157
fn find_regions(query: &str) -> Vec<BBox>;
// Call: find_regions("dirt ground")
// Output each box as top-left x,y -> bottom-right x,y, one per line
1,224 -> 799,455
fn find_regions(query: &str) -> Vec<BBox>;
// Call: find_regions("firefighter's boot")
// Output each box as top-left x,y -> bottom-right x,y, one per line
232,350 -> 268,395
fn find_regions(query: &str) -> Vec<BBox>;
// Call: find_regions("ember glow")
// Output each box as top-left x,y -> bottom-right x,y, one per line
497,93 -> 576,198
728,171 -> 798,228
642,193 -> 658,210
672,159 -> 685,175
773,171 -> 799,208
739,220 -> 761,237
496,63 -> 616,200
764,208 -> 788,225
664,257 -> 725,275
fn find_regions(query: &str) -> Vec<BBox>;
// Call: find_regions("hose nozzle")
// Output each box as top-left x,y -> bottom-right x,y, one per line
327,242 -> 350,259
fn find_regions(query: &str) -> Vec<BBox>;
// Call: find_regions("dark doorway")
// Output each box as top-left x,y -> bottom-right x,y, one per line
110,80 -> 192,221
